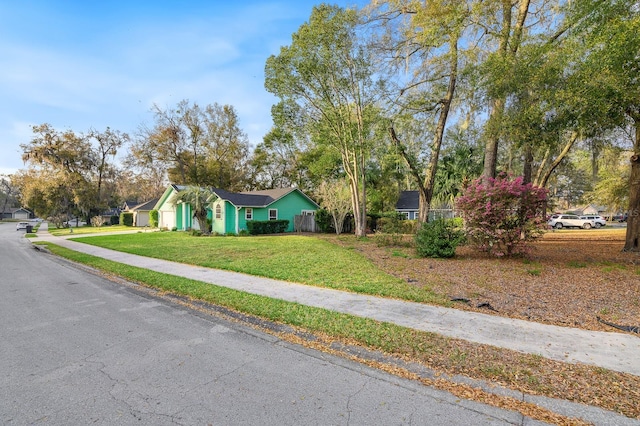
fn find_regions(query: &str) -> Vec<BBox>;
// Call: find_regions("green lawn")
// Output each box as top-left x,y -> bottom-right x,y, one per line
48,225 -> 140,236
71,232 -> 449,305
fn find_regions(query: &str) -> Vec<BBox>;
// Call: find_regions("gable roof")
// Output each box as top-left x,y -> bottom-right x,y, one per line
214,187 -> 319,208
396,191 -> 419,210
130,198 -> 160,212
155,184 -> 319,210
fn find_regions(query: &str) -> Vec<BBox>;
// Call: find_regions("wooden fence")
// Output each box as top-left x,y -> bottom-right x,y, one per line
294,215 -> 317,233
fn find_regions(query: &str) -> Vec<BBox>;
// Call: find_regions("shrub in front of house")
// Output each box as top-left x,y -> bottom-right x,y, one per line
149,210 -> 159,228
110,215 -> 119,225
415,218 -> 466,258
120,212 -> 134,227
246,220 -> 290,235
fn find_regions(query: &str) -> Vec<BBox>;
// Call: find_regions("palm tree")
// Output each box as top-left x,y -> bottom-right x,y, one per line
172,186 -> 216,235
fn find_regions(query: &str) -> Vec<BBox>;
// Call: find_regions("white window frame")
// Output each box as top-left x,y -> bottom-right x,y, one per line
245,208 -> 253,220
301,210 -> 315,216
269,209 -> 278,220
215,204 -> 222,220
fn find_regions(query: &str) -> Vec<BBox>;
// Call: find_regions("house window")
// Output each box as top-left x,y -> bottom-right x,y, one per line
215,204 -> 222,220
302,210 -> 315,216
401,212 -> 409,219
245,208 -> 253,220
269,209 -> 277,220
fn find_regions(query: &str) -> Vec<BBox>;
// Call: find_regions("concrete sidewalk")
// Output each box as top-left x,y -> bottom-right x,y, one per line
32,227 -> 640,377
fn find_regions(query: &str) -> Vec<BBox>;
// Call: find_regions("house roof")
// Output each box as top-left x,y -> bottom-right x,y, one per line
129,198 -> 160,212
213,187 -> 320,208
155,184 -> 319,209
395,191 -> 419,210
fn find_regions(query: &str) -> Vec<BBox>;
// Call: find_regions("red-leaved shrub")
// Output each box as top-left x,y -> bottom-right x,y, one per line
456,173 -> 547,257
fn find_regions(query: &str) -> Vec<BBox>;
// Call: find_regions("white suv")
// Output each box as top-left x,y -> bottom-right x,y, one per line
16,222 -> 29,231
548,214 -> 595,229
579,215 -> 606,228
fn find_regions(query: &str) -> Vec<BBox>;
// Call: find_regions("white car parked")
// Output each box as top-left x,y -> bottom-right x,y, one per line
579,215 -> 606,228
547,214 -> 595,229
16,222 -> 29,231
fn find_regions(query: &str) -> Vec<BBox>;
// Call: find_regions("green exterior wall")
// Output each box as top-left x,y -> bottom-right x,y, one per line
166,188 -> 318,234
234,190 -> 318,233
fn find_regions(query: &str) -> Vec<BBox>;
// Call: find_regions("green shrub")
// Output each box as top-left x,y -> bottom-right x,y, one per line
375,212 -> 413,247
110,215 -> 119,225
402,219 -> 418,234
314,209 -> 334,233
246,220 -> 290,235
149,210 -> 159,228
415,218 -> 465,258
120,212 -> 134,227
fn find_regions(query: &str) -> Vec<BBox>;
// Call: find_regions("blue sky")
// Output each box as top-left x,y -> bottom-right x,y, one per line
0,1 -> 366,175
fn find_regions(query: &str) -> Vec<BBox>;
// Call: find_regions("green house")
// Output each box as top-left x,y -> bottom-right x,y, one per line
154,185 -> 319,233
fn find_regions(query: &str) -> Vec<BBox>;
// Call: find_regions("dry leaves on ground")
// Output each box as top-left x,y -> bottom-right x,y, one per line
327,228 -> 640,333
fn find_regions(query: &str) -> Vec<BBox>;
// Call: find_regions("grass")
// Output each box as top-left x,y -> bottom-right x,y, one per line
70,232 -> 449,305
35,240 -> 640,421
48,225 -> 142,236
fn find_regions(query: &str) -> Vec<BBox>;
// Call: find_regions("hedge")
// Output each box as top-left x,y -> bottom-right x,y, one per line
246,220 -> 289,235
120,212 -> 134,227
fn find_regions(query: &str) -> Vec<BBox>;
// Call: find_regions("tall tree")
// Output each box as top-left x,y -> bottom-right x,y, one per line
265,4 -> 382,237
371,0 -> 467,223
478,0 -> 536,184
561,0 -> 640,250
132,100 -> 250,190
87,127 -> 129,215
19,124 -> 97,220
0,174 -> 19,220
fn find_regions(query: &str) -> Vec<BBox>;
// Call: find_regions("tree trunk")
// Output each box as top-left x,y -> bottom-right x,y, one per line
522,143 -> 534,184
539,132 -> 578,188
624,119 -> 640,251
390,36 -> 458,224
482,97 -> 503,185
420,38 -> 458,223
533,148 -> 550,186
482,0 -> 530,186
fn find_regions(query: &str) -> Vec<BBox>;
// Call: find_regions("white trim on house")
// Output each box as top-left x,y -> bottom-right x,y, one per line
245,208 -> 253,220
269,209 -> 278,220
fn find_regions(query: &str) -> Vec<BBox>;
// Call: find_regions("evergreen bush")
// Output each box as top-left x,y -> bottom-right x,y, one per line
246,220 -> 290,235
120,212 -> 134,227
415,219 -> 465,258
149,210 -> 159,228
314,209 -> 334,233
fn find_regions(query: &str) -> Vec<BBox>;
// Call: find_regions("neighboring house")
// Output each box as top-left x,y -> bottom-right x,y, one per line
122,200 -> 140,211
395,190 -> 456,221
99,207 -> 121,222
154,185 -> 319,233
3,207 -> 34,220
395,191 -> 420,220
126,198 -> 159,227
568,204 -> 606,216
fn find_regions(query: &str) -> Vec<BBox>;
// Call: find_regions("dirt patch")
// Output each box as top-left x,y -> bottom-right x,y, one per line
323,228 -> 640,333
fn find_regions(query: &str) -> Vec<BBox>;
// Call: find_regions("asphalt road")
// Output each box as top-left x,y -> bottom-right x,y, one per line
0,223 -> 541,425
